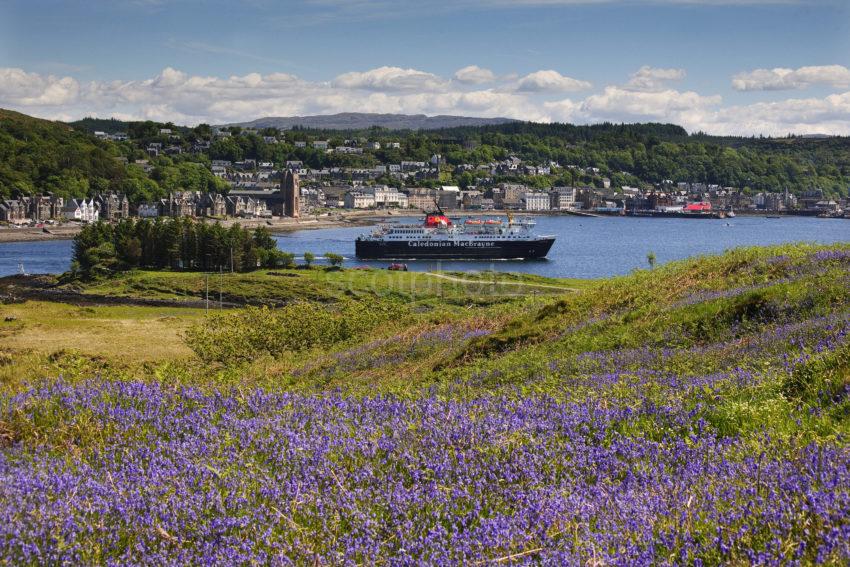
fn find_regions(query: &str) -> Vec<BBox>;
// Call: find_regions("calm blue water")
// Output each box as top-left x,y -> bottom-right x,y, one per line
0,240 -> 74,277
1,216 -> 847,279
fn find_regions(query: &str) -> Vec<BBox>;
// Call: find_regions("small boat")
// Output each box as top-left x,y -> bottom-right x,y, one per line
766,215 -> 782,219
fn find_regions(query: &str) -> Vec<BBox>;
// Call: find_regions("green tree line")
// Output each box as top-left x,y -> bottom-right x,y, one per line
71,218 -> 293,278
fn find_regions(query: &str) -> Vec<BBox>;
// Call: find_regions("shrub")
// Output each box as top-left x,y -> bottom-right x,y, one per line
184,300 -> 408,365
259,249 -> 295,269
324,252 -> 344,268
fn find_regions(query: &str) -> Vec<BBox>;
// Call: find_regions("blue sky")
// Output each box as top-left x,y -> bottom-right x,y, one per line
1,0 -> 849,134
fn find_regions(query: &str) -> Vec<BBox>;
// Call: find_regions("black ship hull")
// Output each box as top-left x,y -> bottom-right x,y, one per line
355,237 -> 555,260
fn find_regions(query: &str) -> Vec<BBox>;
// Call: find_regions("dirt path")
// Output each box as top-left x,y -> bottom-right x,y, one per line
423,272 -> 579,292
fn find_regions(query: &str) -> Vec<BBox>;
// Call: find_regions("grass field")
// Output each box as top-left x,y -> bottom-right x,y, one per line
0,301 -> 204,361
1,243 -> 849,563
70,266 -> 591,305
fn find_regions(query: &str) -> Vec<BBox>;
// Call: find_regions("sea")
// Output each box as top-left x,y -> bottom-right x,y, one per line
1,215 -> 848,280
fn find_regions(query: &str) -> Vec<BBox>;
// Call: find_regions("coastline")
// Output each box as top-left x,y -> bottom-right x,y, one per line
3,209 -> 843,245
0,213 -> 380,244
0,225 -> 83,244
0,210 -> 525,244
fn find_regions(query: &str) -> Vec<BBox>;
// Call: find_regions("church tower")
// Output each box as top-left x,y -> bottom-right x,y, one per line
283,170 -> 300,218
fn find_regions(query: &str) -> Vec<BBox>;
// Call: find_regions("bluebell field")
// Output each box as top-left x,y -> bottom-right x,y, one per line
1,244 -> 849,564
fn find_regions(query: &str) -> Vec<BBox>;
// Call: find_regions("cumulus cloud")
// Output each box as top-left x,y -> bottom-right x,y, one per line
580,86 -> 721,121
707,93 -> 850,135
2,65 -> 850,136
453,65 -> 496,84
625,66 -> 686,91
515,70 -> 592,92
732,65 -> 850,91
0,65 -> 548,124
332,66 -> 447,92
0,68 -> 80,106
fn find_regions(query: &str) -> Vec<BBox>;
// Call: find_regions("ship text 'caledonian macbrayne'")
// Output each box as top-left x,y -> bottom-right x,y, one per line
355,211 -> 555,260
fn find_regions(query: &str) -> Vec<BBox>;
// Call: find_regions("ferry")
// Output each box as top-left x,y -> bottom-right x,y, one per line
355,208 -> 555,260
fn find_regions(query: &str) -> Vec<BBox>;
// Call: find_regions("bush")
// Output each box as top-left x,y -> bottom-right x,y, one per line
259,249 -> 295,269
324,252 -> 344,268
184,300 -> 408,365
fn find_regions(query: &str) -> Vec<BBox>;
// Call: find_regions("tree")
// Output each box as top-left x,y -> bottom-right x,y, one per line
647,251 -> 657,270
252,226 -> 277,251
324,252 -> 344,268
193,123 -> 212,140
303,252 -> 315,268
72,221 -> 114,274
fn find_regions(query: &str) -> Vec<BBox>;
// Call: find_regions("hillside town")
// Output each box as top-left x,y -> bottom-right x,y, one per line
2,126 -> 849,225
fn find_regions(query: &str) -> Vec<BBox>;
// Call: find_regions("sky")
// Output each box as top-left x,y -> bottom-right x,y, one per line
1,0 -> 849,135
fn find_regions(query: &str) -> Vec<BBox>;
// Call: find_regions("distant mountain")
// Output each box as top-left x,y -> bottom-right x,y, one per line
223,113 -> 519,131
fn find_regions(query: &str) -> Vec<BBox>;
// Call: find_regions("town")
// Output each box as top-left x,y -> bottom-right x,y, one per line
1,122 -> 848,225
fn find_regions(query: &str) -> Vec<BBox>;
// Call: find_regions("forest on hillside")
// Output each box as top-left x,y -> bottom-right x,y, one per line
1,108 -> 848,203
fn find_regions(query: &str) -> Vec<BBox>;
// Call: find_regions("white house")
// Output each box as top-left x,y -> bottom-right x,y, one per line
138,203 -> 160,218
523,192 -> 550,211
372,186 -> 409,208
63,198 -> 99,222
344,191 -> 376,209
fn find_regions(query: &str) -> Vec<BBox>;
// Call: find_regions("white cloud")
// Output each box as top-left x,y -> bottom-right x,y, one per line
625,66 -> 686,91
332,66 -> 447,92
0,68 -> 80,106
547,86 -> 725,134
581,86 -> 721,120
515,70 -> 592,92
453,65 -> 496,84
2,65 -> 850,136
732,65 -> 850,91
706,92 -> 850,135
